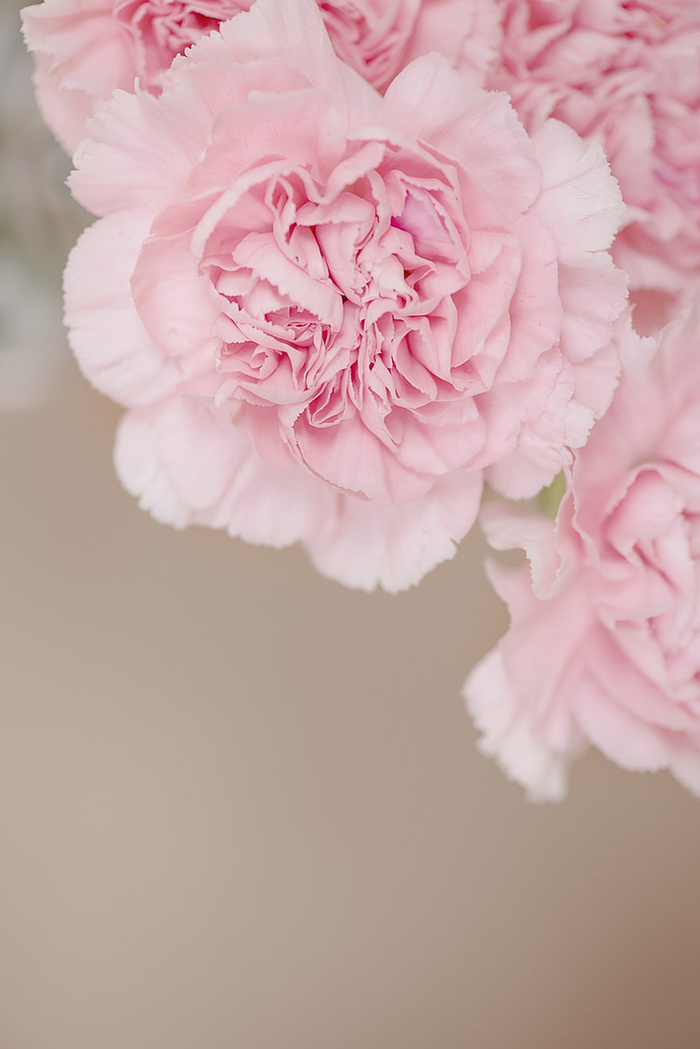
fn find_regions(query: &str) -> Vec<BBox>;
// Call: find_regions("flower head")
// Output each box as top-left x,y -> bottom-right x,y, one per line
64,0 -> 626,591
22,0 -> 254,152
465,305 -> 700,799
490,0 -> 700,316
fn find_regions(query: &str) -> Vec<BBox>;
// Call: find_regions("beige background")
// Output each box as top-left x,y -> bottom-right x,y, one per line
3,7 -> 700,1045
2,360 -> 700,1049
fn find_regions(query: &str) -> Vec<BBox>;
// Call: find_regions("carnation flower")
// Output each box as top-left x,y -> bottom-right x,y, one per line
22,0 -> 502,155
464,306 -> 700,800
489,0 -> 700,316
22,0 -> 255,153
64,0 -> 626,591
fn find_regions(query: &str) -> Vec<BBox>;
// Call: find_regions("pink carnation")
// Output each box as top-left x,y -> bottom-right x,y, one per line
64,0 -> 626,592
21,0 -> 253,153
490,0 -> 700,314
22,0 -> 501,155
465,306 -> 700,800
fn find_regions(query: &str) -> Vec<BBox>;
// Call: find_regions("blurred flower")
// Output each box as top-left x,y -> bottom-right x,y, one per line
22,0 -> 254,153
464,306 -> 700,800
489,0 -> 700,326
63,0 -> 626,591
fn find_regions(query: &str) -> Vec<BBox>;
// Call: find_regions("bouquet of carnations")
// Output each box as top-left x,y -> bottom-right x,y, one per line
20,0 -> 700,800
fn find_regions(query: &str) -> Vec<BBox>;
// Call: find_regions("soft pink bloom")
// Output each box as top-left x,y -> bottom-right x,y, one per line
22,0 -> 255,153
465,306 -> 700,800
64,0 -> 626,591
22,0 -> 501,154
489,0 -> 700,316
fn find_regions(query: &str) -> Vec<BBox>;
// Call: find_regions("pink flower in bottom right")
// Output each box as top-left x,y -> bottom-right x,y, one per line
464,303 -> 700,801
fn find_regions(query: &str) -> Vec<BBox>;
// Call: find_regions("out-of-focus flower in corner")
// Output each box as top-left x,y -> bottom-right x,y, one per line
22,0 -> 502,155
63,0 -> 627,591
21,0 -> 255,153
489,0 -> 700,329
464,305 -> 700,800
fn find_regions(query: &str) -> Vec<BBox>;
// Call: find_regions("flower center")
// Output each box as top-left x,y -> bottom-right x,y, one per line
197,146 -> 469,433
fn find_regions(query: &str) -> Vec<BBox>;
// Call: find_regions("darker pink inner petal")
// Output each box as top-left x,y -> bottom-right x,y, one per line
156,138 -> 511,496
114,0 -> 253,85
318,0 -> 419,88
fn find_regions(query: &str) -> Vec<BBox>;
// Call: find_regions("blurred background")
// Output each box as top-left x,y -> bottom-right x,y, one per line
0,0 -> 85,410
2,5 -> 700,1048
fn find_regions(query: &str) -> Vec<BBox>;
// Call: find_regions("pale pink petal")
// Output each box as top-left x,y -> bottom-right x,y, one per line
308,468 -> 483,592
22,0 -> 132,153
466,648 -> 573,802
379,56 -> 543,221
464,564 -> 591,801
28,51 -> 98,155
403,0 -> 503,87
531,120 -> 625,256
181,0 -> 379,123
69,83 -> 212,216
64,211 -> 183,406
116,398 -> 336,546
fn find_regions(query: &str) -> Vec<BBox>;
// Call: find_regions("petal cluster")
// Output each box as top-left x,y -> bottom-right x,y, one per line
21,0 -> 253,152
465,306 -> 700,799
490,0 -> 700,315
63,0 -> 626,591
22,0 -> 501,155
